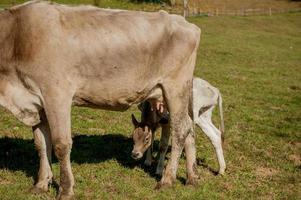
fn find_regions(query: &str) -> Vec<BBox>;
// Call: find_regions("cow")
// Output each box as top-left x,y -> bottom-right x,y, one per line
131,77 -> 226,176
0,1 -> 200,199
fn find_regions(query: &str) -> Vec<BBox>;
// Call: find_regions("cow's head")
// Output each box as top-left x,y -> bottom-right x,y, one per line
131,114 -> 152,160
0,71 -> 42,126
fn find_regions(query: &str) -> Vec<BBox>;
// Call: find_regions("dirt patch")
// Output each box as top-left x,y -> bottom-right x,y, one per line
0,177 -> 12,185
222,182 -> 233,190
259,192 -> 275,200
288,154 -> 301,167
256,167 -> 278,178
88,127 -> 105,133
293,142 -> 301,149
104,182 -> 119,194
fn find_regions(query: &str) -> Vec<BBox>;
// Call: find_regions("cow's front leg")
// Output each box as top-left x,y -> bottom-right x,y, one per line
30,111 -> 53,193
184,130 -> 199,185
44,90 -> 74,200
53,138 -> 74,200
156,124 -> 170,176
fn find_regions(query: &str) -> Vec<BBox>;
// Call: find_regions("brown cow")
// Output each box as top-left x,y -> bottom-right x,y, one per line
0,1 -> 200,199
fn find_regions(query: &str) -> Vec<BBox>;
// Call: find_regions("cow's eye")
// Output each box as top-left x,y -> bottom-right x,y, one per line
144,137 -> 149,143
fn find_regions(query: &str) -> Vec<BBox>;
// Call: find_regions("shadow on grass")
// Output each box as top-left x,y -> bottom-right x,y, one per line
0,137 -> 38,179
0,134 -> 162,182
0,134 -> 218,186
196,158 -> 219,176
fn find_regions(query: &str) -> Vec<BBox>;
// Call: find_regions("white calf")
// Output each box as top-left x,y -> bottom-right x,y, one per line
192,78 -> 226,174
131,77 -> 226,175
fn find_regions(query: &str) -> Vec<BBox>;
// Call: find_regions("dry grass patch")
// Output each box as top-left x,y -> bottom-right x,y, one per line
256,167 -> 278,178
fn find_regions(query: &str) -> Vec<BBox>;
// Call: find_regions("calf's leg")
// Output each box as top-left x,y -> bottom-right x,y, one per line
144,148 -> 152,166
195,115 -> 226,175
208,121 -> 226,174
156,124 -> 170,176
145,129 -> 156,166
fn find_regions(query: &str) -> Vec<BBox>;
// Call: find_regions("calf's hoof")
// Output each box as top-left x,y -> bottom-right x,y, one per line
219,167 -> 226,175
155,166 -> 164,176
144,159 -> 152,167
155,170 -> 163,177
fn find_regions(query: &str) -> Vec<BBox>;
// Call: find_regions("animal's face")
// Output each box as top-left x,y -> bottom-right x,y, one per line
131,114 -> 152,160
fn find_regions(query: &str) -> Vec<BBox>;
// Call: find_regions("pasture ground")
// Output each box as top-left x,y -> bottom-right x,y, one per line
0,7 -> 300,200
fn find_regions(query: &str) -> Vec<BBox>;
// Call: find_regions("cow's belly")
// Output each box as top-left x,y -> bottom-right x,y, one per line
72,91 -> 142,111
72,79 -> 162,111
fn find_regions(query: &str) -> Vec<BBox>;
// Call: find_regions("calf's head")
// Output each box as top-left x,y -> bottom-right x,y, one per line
131,114 -> 152,160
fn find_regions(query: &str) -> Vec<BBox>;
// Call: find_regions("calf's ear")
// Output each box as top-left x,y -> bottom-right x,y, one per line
131,114 -> 139,127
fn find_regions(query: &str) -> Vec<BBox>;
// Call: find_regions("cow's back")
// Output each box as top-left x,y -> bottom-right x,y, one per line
7,1 -> 173,67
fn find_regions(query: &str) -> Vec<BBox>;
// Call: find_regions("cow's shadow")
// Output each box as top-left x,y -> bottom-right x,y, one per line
0,134 -> 161,182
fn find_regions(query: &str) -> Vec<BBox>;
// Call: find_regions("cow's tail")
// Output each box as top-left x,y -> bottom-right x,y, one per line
218,91 -> 225,143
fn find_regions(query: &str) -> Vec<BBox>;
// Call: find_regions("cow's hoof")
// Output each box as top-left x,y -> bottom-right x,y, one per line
155,182 -> 170,190
57,193 -> 75,200
155,178 -> 173,190
29,185 -> 48,194
186,177 -> 199,186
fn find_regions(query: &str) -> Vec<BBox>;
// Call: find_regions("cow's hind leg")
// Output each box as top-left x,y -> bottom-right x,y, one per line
156,124 -> 170,176
43,89 -> 74,200
158,112 -> 193,188
157,81 -> 194,188
30,111 -> 53,193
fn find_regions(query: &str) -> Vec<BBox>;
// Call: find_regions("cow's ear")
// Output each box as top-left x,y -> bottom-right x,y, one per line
131,114 -> 139,127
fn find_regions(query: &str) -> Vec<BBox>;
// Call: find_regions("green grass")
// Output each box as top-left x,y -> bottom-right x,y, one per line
0,11 -> 301,200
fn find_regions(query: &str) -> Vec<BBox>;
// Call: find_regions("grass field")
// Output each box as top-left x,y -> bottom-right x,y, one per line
191,0 -> 301,10
0,7 -> 300,200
